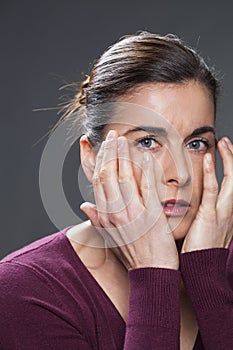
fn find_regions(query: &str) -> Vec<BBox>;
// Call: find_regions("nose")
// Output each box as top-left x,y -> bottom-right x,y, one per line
161,147 -> 191,187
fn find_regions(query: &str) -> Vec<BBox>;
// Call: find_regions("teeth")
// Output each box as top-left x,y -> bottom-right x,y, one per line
164,203 -> 187,207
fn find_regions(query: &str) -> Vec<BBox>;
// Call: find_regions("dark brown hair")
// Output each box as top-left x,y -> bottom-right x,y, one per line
55,31 -> 220,145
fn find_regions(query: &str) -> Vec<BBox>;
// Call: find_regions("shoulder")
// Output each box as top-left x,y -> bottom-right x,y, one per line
0,225 -> 90,309
0,225 -> 96,334
0,224 -> 100,301
1,225 -> 73,263
0,225 -> 75,303
0,225 -> 78,279
0,226 -> 100,349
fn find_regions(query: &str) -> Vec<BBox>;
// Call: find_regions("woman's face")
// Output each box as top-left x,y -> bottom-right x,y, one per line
102,81 -> 216,241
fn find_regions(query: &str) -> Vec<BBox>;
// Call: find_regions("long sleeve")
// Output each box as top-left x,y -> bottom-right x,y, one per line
180,248 -> 233,349
124,268 -> 181,350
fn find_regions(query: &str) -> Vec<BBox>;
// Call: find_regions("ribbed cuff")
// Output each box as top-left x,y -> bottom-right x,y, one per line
180,248 -> 232,311
128,268 -> 180,328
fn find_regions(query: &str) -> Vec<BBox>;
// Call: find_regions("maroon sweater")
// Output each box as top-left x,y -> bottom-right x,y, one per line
0,226 -> 233,349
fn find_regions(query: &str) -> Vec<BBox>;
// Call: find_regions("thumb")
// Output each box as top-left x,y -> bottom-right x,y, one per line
80,202 -> 100,227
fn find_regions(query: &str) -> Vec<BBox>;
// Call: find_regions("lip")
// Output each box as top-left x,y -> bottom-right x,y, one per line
161,199 -> 190,217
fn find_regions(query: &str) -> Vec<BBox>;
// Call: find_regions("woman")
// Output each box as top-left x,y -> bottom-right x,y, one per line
0,31 -> 232,349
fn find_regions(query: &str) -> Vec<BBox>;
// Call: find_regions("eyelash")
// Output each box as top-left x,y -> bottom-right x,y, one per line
134,135 -> 211,152
186,137 -> 210,152
134,135 -> 161,151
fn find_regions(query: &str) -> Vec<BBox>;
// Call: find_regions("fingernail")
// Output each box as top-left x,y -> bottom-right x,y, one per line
106,130 -> 116,140
224,137 -> 231,146
222,139 -> 228,148
80,202 -> 87,209
224,136 -> 232,144
118,136 -> 126,150
80,202 -> 95,209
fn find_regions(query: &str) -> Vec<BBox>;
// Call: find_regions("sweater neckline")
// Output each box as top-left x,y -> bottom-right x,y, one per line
61,225 -> 201,348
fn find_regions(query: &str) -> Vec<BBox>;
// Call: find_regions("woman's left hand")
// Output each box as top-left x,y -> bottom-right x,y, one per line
182,137 -> 233,253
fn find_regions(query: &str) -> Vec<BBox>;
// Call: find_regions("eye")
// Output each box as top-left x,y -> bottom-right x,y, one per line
134,136 -> 161,150
186,138 -> 209,152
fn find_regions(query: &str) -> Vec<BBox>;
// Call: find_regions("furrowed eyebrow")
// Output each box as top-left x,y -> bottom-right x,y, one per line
190,126 -> 215,136
122,125 -> 216,141
123,126 -> 167,136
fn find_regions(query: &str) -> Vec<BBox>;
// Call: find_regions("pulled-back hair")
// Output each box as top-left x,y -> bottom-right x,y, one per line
54,31 -> 220,145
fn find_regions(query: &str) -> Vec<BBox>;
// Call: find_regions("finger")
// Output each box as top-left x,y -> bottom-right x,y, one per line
117,136 -> 142,210
93,131 -> 125,228
225,137 -> 233,153
80,202 -> 100,227
199,153 -> 218,216
140,152 -> 160,207
92,143 -> 107,214
216,138 -> 233,216
93,137 -> 105,178
99,132 -> 126,217
80,202 -> 115,245
100,132 -> 122,204
92,131 -> 116,214
218,138 -> 233,177
80,202 -> 114,233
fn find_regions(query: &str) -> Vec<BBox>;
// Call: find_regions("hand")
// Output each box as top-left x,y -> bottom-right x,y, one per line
80,130 -> 179,270
182,137 -> 233,253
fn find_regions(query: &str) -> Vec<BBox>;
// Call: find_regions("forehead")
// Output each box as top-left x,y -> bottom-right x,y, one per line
108,81 -> 215,136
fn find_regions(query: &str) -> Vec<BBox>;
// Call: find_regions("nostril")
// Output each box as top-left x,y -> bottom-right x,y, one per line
167,178 -> 179,184
166,173 -> 191,187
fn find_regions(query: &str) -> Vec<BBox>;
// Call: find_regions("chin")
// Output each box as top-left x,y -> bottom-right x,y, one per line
168,215 -> 194,241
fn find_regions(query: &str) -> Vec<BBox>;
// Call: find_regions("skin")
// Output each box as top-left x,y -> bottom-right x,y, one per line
67,80 -> 233,347
102,81 -> 216,244
79,81 -> 233,268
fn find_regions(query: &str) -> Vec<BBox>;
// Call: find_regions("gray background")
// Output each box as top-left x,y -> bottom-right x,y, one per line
1,0 -> 233,259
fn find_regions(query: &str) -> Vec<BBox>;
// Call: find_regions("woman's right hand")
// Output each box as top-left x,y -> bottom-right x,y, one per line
80,130 -> 179,271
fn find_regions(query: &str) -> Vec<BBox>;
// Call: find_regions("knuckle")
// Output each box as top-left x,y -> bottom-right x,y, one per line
141,181 -> 153,191
206,183 -> 218,194
108,211 -> 124,225
92,174 -> 100,186
99,167 -> 109,181
118,174 -> 132,184
198,207 -> 216,220
98,214 -> 109,228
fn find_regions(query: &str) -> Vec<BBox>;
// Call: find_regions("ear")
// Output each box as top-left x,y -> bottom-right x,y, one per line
80,135 -> 96,182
